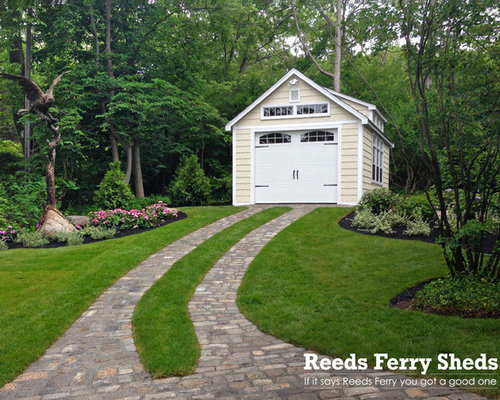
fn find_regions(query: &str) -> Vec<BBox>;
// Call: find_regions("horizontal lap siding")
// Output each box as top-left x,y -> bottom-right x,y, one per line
383,148 -> 390,188
234,129 -> 251,204
341,123 -> 359,204
342,98 -> 370,118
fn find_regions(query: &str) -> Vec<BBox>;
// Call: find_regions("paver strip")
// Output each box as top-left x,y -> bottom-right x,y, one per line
1,205 -> 487,400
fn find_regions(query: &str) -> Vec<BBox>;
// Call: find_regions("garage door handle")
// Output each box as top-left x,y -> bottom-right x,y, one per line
297,170 -> 299,180
293,170 -> 296,180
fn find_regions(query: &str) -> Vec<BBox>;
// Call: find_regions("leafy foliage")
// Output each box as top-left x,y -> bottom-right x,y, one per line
15,231 -> 49,248
404,210 -> 431,237
79,226 -> 117,240
89,202 -> 177,231
94,162 -> 135,210
413,276 -> 500,318
398,193 -> 437,222
169,155 -> 211,206
358,188 -> 398,214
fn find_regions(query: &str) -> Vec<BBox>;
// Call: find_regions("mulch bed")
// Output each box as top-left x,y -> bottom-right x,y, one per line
7,211 -> 188,250
339,210 -> 498,317
339,210 -> 497,253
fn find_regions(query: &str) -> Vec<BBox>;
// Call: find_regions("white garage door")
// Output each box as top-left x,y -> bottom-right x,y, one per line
255,130 -> 338,203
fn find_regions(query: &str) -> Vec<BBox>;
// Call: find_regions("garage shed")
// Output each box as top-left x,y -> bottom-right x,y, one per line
226,69 -> 394,205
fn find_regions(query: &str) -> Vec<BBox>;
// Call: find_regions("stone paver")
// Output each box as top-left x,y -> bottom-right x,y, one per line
1,205 -> 489,400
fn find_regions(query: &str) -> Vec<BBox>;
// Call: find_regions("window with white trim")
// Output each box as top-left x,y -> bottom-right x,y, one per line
261,103 -> 329,119
289,88 -> 300,102
372,135 -> 384,184
296,103 -> 328,115
259,133 -> 291,144
262,106 -> 293,117
300,130 -> 335,142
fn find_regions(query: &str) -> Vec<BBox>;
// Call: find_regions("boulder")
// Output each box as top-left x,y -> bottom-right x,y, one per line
67,215 -> 90,227
38,209 -> 76,237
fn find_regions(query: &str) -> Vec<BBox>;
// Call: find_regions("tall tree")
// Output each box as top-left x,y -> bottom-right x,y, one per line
398,0 -> 499,280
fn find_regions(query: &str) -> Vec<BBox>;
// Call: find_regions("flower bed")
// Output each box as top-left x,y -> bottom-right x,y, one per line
89,202 -> 178,230
1,202 -> 182,250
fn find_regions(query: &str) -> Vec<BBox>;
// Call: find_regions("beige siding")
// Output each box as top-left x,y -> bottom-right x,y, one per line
340,123 -> 359,204
237,77 -> 356,127
234,128 -> 252,203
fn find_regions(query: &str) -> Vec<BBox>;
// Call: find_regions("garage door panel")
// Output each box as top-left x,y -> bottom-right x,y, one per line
255,131 -> 338,203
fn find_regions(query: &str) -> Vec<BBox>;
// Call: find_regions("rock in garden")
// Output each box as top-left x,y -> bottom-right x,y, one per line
38,209 -> 76,236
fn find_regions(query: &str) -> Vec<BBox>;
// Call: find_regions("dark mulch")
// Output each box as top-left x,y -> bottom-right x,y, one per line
7,211 -> 187,250
339,210 -> 497,253
339,210 -> 499,318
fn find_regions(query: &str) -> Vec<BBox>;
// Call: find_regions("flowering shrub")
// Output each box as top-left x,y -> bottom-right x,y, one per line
0,226 -> 18,243
89,202 -> 178,231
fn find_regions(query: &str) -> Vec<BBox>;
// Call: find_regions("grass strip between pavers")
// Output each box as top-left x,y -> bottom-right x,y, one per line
237,208 -> 500,398
133,206 -> 291,378
0,206 -> 242,388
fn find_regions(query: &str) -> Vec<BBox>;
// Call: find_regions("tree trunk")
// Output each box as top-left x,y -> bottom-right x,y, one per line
45,124 -> 60,209
37,123 -> 75,234
125,144 -> 133,184
333,0 -> 342,92
24,21 -> 32,161
133,143 -> 145,198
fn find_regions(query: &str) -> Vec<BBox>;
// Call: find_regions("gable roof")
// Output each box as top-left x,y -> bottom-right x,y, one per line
225,68 -> 393,147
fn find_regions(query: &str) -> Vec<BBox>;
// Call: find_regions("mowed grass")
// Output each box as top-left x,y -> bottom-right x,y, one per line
237,208 -> 500,397
0,206 -> 242,387
133,207 -> 291,378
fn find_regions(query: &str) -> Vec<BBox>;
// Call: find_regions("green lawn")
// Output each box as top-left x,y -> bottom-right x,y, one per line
0,206 -> 241,387
133,206 -> 290,378
237,208 -> 500,397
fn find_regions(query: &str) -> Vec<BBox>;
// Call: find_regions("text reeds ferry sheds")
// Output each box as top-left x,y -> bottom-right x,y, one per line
304,353 -> 498,375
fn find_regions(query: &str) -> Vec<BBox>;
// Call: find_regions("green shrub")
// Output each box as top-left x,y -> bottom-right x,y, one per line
52,231 -> 84,246
94,162 -> 135,210
352,208 -> 376,229
80,225 -> 116,240
210,173 -> 232,204
169,154 -> 211,206
0,240 -> 8,251
0,177 -> 45,228
15,231 -> 49,248
66,232 -> 84,246
358,188 -> 398,214
404,210 -> 431,236
413,275 -> 500,318
129,195 -> 171,210
398,193 -> 437,222
370,212 -> 394,234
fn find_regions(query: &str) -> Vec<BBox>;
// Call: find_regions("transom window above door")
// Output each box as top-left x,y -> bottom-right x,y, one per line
261,103 -> 330,119
259,133 -> 292,144
300,130 -> 335,142
262,106 -> 293,117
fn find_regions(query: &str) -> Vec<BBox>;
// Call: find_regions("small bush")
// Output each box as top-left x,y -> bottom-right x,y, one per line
89,202 -> 177,230
169,155 -> 211,206
359,188 -> 398,214
0,240 -> 8,251
398,193 -> 437,222
210,173 -> 232,204
94,162 -> 135,210
370,212 -> 394,234
15,231 -> 49,248
0,226 -> 18,243
352,208 -> 376,229
66,232 -> 84,246
413,276 -> 500,318
404,210 -> 431,236
80,226 -> 116,240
